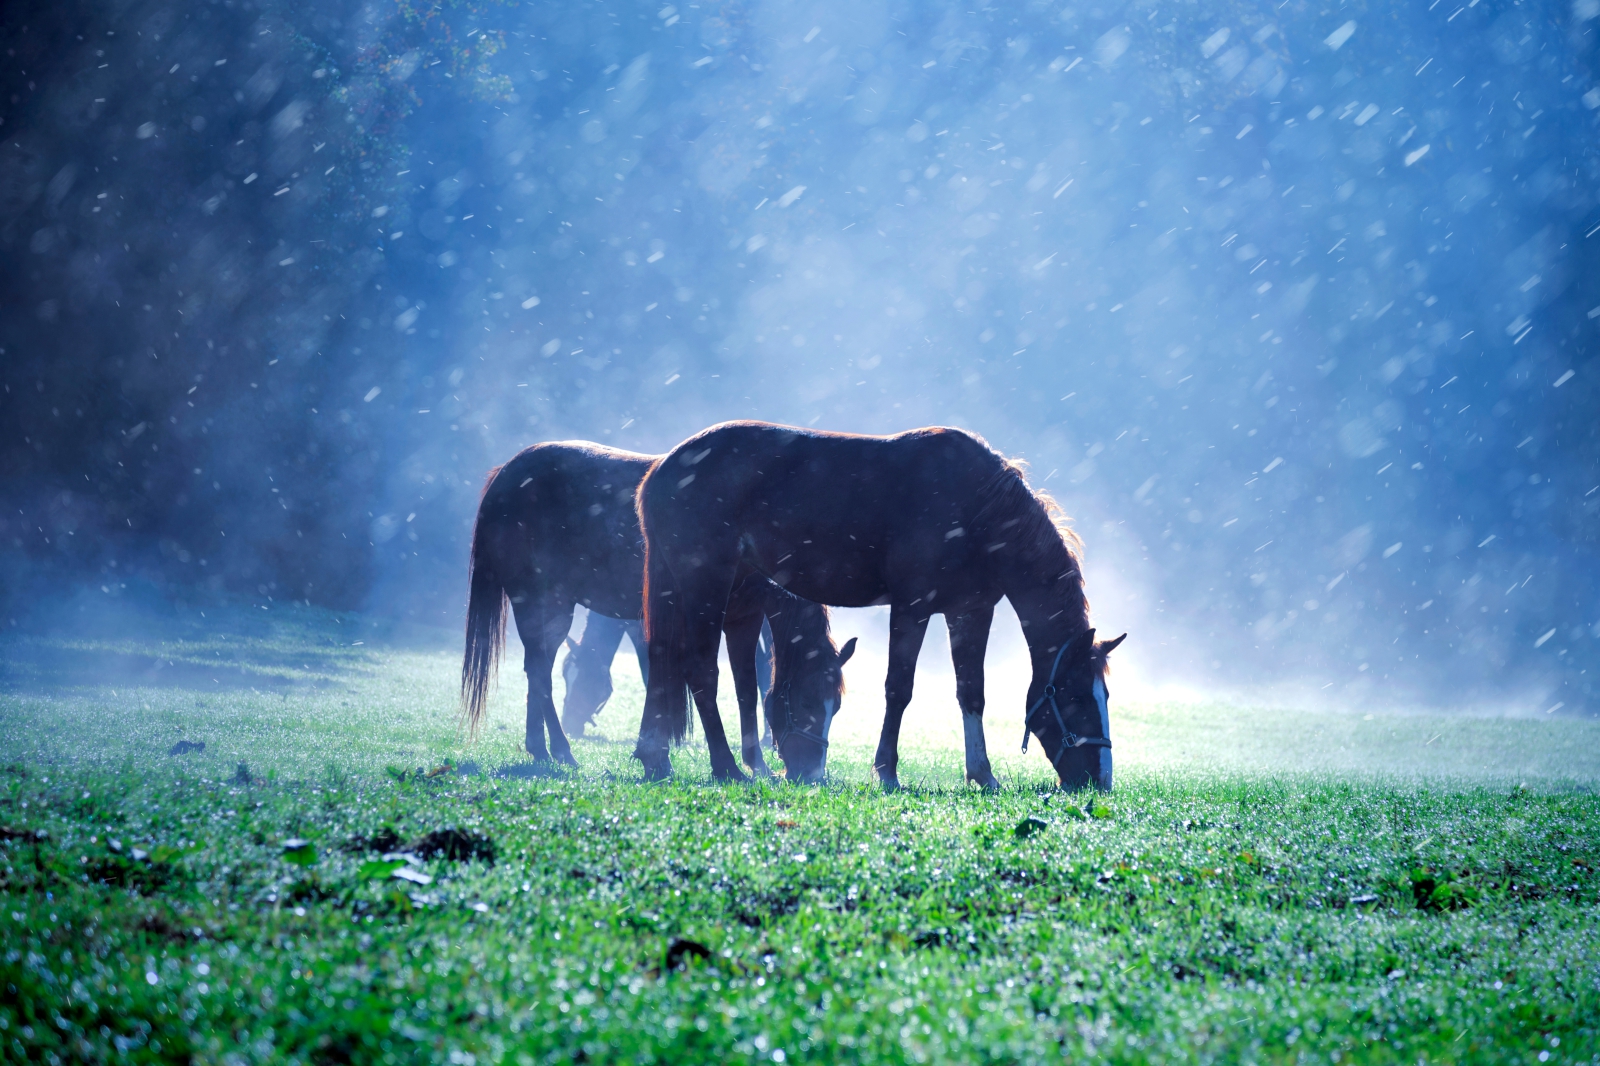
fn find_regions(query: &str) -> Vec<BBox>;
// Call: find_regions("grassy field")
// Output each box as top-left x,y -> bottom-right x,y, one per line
1,602 -> 1597,1065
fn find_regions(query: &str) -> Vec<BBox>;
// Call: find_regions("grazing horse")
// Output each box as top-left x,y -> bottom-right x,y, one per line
558,613 -> 648,738
461,440 -> 847,779
560,613 -> 775,744
636,422 -> 1125,791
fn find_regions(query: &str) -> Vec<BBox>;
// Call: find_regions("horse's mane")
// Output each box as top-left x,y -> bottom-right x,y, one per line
971,450 -> 1091,632
763,586 -> 833,649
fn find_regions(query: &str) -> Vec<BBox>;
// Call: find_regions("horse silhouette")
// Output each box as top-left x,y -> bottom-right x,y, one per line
635,422 -> 1123,790
462,440 -> 850,779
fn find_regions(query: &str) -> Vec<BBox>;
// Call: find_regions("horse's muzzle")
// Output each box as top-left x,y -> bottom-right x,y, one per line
1055,747 -> 1112,792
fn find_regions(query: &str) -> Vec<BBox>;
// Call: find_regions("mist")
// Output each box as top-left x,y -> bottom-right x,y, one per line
3,0 -> 1597,716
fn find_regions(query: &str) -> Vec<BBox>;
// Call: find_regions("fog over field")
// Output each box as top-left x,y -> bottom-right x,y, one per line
3,0 -> 1598,719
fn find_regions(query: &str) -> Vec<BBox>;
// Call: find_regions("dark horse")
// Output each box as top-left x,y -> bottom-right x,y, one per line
461,440 -> 853,779
636,422 -> 1124,790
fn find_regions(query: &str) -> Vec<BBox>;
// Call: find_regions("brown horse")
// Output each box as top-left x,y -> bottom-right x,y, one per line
461,440 -> 850,779
636,422 -> 1124,790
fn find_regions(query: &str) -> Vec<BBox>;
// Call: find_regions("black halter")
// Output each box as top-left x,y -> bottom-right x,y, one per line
774,723 -> 830,751
1022,639 -> 1112,763
767,676 -> 831,752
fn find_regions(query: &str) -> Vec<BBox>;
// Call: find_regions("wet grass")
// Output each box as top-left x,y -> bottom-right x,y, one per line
2,604 -> 1598,1065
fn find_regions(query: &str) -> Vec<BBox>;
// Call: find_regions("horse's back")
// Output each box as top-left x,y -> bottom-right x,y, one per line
641,421 -> 1019,609
648,421 -> 1003,510
482,440 -> 656,613
493,440 -> 653,494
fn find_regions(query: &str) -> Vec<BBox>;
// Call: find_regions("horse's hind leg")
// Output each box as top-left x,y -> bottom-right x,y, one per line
949,607 -> 999,791
685,633 -> 747,783
510,596 -> 578,766
679,573 -> 747,783
622,620 -> 648,685
873,605 -> 930,793
723,606 -> 774,778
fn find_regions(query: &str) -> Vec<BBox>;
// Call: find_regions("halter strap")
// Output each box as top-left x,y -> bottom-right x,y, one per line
1022,638 -> 1112,763
767,675 -> 830,751
774,724 -> 830,750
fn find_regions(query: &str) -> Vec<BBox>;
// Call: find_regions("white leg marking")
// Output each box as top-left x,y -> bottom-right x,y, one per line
961,711 -> 990,775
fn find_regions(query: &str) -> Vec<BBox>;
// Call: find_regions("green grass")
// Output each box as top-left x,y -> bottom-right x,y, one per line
1,603 -> 1597,1065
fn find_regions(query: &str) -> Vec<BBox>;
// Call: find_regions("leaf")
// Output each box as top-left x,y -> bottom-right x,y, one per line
1014,816 -> 1050,839
282,839 -> 318,867
384,765 -> 410,783
358,859 -> 406,881
1089,801 -> 1112,820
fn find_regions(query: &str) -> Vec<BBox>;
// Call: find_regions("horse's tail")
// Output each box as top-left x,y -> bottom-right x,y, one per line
640,530 -> 693,746
461,468 -> 509,738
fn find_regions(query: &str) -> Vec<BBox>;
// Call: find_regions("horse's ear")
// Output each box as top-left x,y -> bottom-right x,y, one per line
837,637 -> 858,667
1066,627 -> 1096,662
1096,633 -> 1127,657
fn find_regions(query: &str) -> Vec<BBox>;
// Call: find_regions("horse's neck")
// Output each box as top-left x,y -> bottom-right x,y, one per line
1009,583 -> 1090,660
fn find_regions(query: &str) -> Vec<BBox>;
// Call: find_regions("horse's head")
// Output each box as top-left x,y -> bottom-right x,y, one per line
767,618 -> 857,784
1024,628 -> 1126,791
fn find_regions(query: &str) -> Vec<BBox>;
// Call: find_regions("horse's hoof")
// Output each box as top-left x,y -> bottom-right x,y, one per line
877,773 -> 901,794
968,773 -> 1001,792
711,765 -> 750,784
635,747 -> 673,781
554,750 -> 579,769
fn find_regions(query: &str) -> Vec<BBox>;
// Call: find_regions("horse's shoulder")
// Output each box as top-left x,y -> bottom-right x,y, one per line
894,425 -> 1002,465
891,424 -> 981,445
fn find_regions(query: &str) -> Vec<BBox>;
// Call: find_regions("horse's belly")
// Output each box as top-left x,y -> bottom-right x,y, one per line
752,544 -> 884,608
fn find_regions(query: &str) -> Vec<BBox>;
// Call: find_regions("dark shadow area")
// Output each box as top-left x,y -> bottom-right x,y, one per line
0,591 -> 382,694
0,641 -> 309,693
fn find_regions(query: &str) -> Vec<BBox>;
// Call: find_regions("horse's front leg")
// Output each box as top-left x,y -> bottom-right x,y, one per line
724,611 -> 774,778
873,604 -> 930,792
948,607 -> 998,791
756,618 -> 775,749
